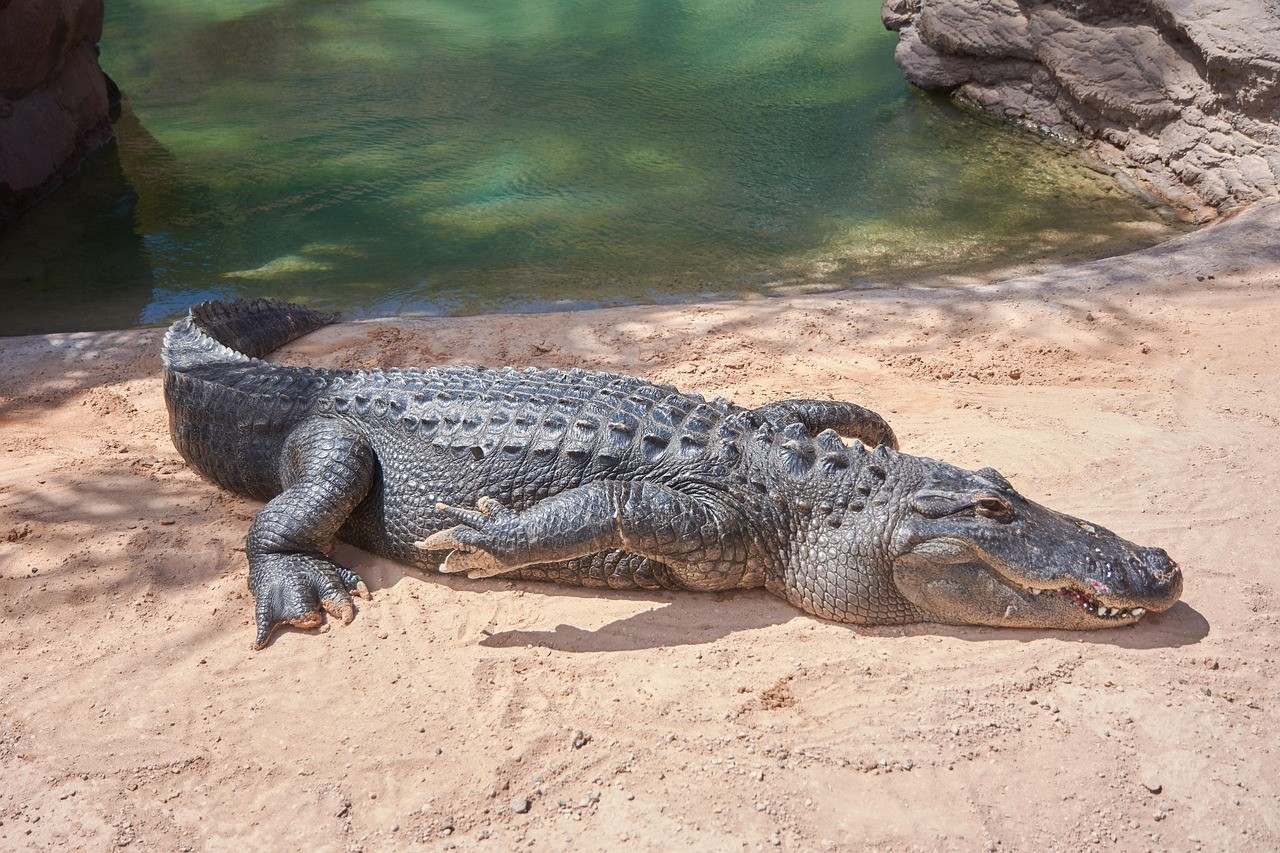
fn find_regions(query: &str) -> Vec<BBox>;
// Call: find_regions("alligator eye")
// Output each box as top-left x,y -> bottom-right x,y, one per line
976,497 -> 1013,519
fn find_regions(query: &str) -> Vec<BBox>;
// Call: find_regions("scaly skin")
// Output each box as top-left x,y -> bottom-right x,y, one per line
162,300 -> 1183,648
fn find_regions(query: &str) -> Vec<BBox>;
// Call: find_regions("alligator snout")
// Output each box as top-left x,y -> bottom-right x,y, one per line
1130,546 -> 1183,611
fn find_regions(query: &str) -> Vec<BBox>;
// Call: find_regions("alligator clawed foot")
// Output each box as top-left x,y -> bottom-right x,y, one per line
415,499 -> 522,580
249,553 -> 369,650
416,526 -> 518,580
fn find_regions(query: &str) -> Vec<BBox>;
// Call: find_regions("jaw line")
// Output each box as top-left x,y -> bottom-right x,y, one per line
906,538 -> 1148,624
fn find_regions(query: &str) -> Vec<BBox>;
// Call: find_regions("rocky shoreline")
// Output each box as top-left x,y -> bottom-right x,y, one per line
883,0 -> 1280,220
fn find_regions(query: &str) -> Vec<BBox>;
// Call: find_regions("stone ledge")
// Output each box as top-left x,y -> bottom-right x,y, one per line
883,0 -> 1280,220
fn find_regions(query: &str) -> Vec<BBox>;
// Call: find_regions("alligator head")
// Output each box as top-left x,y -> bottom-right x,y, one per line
888,461 -> 1183,629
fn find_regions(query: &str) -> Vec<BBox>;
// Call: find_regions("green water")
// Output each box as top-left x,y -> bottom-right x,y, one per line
0,0 -> 1183,335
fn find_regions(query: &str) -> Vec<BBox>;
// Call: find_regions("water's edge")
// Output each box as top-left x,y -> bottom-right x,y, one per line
0,0 -> 1192,336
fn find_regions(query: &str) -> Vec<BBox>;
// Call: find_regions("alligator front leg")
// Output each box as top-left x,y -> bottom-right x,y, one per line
417,483 -> 749,590
755,399 -> 898,449
246,419 -> 375,649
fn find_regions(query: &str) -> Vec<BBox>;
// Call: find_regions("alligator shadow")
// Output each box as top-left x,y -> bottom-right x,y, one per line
334,545 -> 800,651
478,596 -> 1209,653
476,589 -> 802,652
893,600 -> 1209,650
341,543 -> 1210,652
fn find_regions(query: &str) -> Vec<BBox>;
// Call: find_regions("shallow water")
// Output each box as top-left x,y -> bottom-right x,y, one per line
0,0 -> 1184,336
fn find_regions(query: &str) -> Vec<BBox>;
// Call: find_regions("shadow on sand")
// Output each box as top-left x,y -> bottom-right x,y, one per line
323,544 -> 1210,654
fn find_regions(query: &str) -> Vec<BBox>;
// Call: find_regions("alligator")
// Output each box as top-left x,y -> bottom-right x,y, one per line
162,299 -> 1183,648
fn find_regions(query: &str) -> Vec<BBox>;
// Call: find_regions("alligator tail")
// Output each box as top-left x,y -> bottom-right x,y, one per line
162,298 -> 339,370
187,298 -> 339,359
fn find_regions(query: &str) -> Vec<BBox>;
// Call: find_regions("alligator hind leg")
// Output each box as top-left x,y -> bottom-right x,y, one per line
754,399 -> 898,449
246,419 -> 375,649
418,483 -> 748,590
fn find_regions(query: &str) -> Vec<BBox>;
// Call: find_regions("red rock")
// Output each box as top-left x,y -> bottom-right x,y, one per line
0,0 -> 113,224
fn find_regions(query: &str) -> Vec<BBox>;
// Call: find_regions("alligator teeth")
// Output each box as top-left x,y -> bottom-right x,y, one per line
1097,606 -> 1143,619
1017,584 -> 1147,620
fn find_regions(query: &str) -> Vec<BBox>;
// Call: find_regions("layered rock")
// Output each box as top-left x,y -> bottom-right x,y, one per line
883,0 -> 1280,219
0,0 -> 115,225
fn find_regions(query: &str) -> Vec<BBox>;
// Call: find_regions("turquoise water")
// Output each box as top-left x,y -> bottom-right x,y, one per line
0,0 -> 1182,335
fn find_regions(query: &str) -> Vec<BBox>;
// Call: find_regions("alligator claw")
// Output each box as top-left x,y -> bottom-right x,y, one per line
416,498 -> 524,579
441,546 -> 514,580
417,525 -> 514,579
320,596 -> 356,624
249,553 -> 367,650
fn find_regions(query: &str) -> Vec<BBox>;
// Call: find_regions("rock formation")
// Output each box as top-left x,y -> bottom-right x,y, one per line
883,0 -> 1280,219
0,0 -> 115,225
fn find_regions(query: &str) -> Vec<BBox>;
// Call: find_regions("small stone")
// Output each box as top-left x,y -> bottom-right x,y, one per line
1142,776 -> 1163,795
510,796 -> 531,814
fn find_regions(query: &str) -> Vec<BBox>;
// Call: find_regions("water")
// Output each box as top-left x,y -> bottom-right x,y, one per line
0,0 -> 1185,336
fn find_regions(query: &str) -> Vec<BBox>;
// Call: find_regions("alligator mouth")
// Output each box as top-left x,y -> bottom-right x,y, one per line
1010,581 -> 1146,620
899,541 -> 1176,627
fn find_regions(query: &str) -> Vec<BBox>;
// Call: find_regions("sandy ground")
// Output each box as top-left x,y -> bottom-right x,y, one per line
2,203 -> 1279,851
